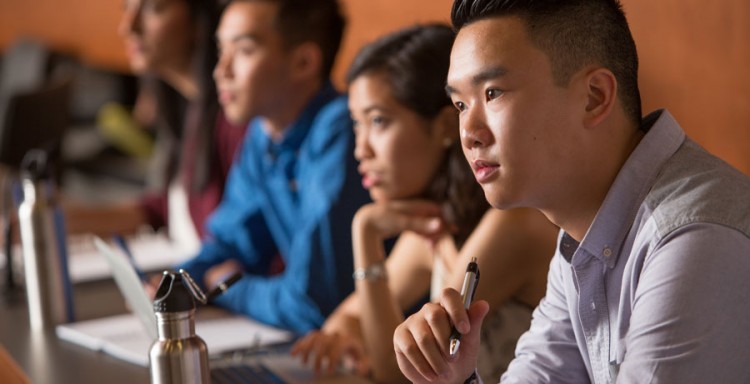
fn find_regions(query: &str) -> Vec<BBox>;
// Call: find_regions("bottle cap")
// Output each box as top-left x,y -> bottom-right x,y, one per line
20,149 -> 51,181
153,272 -> 196,313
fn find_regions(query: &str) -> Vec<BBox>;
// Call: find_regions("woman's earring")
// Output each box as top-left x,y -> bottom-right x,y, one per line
442,137 -> 453,148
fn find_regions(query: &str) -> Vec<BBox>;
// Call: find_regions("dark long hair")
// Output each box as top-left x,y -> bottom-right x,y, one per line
149,0 -> 223,191
347,24 -> 489,248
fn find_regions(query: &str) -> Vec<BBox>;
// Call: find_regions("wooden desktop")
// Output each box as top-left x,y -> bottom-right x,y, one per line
0,279 -> 150,383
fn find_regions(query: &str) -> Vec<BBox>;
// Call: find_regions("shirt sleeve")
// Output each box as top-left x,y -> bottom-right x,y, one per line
206,100 -> 367,334
616,222 -> 750,383
501,254 -> 590,383
178,125 -> 277,289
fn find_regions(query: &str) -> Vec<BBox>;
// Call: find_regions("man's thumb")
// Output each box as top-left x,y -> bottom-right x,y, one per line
465,300 -> 490,346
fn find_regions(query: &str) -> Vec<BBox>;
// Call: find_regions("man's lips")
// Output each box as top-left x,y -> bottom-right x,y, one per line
124,41 -> 144,57
472,160 -> 499,183
218,90 -> 235,104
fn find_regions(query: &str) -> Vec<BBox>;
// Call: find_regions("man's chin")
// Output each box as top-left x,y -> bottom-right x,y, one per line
224,109 -> 251,126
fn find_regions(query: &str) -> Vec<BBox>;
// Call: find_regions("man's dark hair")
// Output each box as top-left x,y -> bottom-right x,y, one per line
237,0 -> 345,79
451,0 -> 642,126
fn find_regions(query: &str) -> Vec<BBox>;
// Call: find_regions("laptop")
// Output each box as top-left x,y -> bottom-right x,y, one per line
56,237 -> 371,383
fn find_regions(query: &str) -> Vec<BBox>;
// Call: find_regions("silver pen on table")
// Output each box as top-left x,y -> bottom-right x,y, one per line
449,257 -> 480,357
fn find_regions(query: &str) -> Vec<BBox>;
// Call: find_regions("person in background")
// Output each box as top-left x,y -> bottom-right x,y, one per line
175,0 -> 370,334
65,0 -> 246,253
393,1 -> 750,383
290,25 -> 557,382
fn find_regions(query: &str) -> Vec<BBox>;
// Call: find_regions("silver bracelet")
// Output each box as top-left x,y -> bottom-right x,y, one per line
352,262 -> 388,281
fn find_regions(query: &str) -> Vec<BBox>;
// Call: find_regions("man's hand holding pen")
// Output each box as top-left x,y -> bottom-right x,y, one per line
393,259 -> 489,384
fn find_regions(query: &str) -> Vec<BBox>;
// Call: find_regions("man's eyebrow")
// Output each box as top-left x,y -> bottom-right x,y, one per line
445,66 -> 509,96
217,33 -> 261,45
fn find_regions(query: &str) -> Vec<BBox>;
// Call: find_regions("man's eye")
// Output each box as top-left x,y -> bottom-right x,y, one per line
454,101 -> 466,112
486,88 -> 502,101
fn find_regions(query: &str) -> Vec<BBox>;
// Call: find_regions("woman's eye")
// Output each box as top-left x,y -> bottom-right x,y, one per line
371,115 -> 387,127
486,88 -> 502,101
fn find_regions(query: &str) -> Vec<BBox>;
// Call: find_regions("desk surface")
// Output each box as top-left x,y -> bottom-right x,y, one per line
0,279 -> 150,383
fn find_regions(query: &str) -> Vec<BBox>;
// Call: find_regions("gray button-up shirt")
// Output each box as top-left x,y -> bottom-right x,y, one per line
501,110 -> 750,384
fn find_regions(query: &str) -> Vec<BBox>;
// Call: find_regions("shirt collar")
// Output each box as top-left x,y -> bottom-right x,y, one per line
570,109 -> 685,267
254,81 -> 339,156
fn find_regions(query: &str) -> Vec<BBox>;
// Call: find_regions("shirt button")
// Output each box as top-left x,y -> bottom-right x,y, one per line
603,247 -> 612,258
288,179 -> 297,191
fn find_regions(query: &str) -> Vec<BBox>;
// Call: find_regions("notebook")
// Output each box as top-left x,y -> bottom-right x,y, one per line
55,237 -> 293,366
56,237 -> 372,383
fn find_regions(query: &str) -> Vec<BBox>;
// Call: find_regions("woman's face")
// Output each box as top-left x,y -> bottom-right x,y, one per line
119,0 -> 194,75
349,73 -> 450,202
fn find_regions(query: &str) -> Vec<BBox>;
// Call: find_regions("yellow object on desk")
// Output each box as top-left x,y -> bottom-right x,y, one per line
0,344 -> 29,384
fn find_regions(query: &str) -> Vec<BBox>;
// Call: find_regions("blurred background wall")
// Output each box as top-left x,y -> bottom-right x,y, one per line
1,0 -> 748,175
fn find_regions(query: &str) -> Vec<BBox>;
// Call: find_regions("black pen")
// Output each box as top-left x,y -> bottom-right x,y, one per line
205,272 -> 242,302
449,257 -> 480,357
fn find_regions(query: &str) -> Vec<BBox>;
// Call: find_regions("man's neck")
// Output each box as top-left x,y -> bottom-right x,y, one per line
261,78 -> 324,142
544,119 -> 646,242
160,65 -> 199,101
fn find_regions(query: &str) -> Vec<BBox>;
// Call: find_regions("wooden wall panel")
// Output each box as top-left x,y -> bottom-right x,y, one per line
1,0 -> 748,174
0,0 -> 129,72
624,0 -> 750,176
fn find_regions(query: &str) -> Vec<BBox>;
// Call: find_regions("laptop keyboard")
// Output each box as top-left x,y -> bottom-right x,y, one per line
211,362 -> 287,384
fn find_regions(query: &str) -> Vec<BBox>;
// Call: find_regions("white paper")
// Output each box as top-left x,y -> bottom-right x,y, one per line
56,312 -> 293,367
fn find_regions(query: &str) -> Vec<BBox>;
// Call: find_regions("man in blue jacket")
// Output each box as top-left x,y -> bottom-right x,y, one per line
177,0 -> 369,334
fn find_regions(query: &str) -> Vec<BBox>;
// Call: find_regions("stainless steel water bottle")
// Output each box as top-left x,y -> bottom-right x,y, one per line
149,271 -> 209,384
17,149 -> 74,331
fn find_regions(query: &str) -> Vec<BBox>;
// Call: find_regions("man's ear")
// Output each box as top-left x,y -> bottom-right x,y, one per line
583,67 -> 617,129
289,42 -> 323,81
432,105 -> 460,146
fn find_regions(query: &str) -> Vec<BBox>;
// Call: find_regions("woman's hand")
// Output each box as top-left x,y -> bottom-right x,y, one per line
353,200 -> 453,243
290,330 -> 371,377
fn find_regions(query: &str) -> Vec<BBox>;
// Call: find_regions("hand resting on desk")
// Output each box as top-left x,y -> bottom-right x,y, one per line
291,329 -> 371,377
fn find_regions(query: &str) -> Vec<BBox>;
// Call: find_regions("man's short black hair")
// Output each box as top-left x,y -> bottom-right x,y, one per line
451,0 -> 642,125
233,0 -> 345,80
